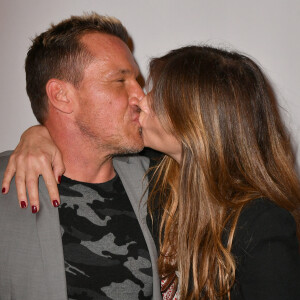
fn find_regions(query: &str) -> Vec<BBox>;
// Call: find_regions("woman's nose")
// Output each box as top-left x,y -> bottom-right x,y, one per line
138,96 -> 150,114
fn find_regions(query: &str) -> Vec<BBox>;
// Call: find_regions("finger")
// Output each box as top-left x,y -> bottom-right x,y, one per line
26,174 -> 40,213
1,154 -> 17,194
42,165 -> 61,208
15,170 -> 28,209
52,150 -> 65,184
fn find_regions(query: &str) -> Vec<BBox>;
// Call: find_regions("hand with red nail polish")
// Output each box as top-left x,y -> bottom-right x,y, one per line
1,125 -> 65,212
52,200 -> 59,207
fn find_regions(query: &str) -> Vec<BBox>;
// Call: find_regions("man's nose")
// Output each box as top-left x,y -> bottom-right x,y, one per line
129,83 -> 145,105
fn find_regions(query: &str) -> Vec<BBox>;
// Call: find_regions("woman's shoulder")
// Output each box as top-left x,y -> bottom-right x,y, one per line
232,198 -> 299,264
236,198 -> 296,236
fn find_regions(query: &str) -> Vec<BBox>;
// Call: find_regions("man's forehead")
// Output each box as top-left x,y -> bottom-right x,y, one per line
81,32 -> 140,76
80,32 -> 129,58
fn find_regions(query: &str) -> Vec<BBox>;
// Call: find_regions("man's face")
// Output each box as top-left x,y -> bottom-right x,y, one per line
72,32 -> 144,155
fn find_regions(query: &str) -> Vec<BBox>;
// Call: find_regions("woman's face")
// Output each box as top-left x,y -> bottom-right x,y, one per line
138,94 -> 182,162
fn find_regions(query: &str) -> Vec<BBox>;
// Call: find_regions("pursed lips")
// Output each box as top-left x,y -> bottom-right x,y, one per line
131,106 -> 141,126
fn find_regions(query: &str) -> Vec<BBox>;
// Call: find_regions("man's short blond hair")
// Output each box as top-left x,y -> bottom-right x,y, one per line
25,13 -> 129,124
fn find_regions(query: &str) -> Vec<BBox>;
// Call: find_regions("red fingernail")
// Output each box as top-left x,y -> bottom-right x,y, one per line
32,206 -> 37,214
2,187 -> 5,193
58,176 -> 61,184
52,200 -> 59,207
21,201 -> 27,208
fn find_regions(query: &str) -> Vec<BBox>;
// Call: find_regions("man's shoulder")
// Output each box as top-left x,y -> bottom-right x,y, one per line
0,150 -> 13,173
0,151 -> 21,211
0,151 -> 36,226
0,150 -> 49,208
0,150 -> 13,157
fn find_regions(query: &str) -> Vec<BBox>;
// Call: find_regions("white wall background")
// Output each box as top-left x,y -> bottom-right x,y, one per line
0,0 -> 299,168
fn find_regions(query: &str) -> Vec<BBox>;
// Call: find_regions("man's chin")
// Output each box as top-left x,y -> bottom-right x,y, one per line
112,145 -> 144,156
124,141 -> 144,154
113,138 -> 144,156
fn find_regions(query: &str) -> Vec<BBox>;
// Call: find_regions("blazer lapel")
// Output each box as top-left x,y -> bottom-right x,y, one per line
113,156 -> 162,299
113,156 -> 149,220
36,178 -> 68,300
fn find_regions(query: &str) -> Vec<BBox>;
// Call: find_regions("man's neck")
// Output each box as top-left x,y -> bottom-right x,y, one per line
46,122 -> 116,184
62,151 -> 116,184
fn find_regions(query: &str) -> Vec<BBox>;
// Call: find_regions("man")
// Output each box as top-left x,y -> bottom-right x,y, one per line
0,13 -> 161,300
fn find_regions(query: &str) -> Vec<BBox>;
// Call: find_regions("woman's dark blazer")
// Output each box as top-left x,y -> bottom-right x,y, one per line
229,197 -> 300,299
144,151 -> 300,299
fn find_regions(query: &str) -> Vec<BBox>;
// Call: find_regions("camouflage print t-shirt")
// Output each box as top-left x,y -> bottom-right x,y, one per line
58,174 -> 153,300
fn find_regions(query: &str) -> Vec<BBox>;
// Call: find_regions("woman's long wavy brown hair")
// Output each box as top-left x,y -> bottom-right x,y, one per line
147,46 -> 300,299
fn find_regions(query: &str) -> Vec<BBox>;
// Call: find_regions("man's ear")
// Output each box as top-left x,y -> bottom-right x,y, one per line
46,79 -> 74,114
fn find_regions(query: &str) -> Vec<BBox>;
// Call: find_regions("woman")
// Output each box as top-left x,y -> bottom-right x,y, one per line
3,45 -> 300,299
139,46 -> 300,299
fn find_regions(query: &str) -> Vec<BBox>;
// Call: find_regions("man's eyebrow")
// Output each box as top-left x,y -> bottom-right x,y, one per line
108,69 -> 132,76
108,67 -> 140,78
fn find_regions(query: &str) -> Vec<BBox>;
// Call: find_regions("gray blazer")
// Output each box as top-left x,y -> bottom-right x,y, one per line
0,151 -> 162,300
